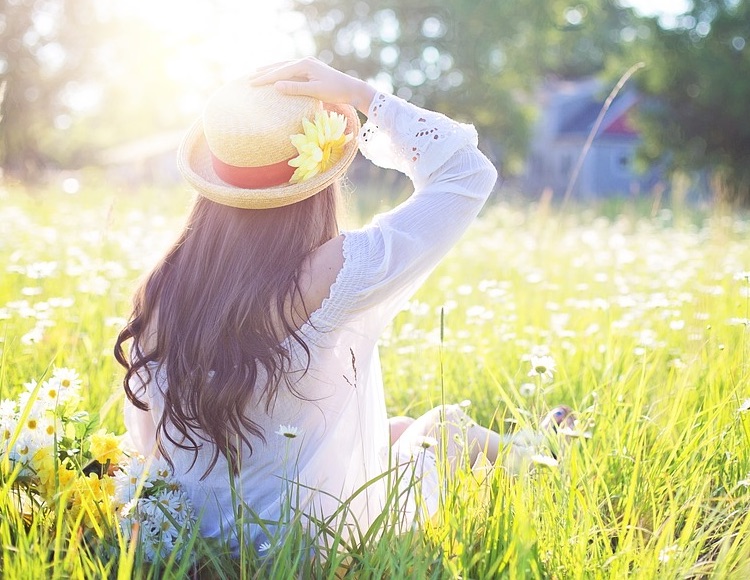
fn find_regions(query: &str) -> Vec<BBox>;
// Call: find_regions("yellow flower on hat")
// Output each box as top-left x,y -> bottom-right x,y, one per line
289,110 -> 352,184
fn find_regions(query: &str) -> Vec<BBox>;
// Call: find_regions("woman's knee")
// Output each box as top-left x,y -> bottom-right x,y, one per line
389,415 -> 415,444
404,405 -> 474,448
423,404 -> 472,431
393,404 -> 473,444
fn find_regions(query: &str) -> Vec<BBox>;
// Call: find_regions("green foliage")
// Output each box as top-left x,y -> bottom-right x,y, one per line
292,0 -> 639,172
633,1 -> 750,203
0,0 -> 107,177
2,183 -> 750,577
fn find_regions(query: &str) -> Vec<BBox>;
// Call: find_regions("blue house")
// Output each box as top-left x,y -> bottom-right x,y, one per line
524,78 -> 663,199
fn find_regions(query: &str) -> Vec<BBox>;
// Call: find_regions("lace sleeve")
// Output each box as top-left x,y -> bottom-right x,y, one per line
359,92 -> 479,187
303,94 -> 497,336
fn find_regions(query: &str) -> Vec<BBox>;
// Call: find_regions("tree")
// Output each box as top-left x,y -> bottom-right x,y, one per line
633,0 -> 750,203
0,0 -> 203,181
291,0 -> 639,173
0,0 -> 102,178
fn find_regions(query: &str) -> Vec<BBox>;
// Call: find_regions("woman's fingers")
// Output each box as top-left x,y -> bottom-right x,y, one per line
248,68 -> 305,87
245,57 -> 373,113
273,80 -> 322,98
248,58 -> 318,86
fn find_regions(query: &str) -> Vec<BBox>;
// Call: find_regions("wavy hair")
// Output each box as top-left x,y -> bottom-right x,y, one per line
114,185 -> 340,478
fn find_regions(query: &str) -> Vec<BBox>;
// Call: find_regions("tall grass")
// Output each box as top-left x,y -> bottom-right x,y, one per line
1,182 -> 749,577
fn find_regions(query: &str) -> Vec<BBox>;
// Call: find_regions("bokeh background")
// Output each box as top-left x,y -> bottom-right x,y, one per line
1,0 -> 749,205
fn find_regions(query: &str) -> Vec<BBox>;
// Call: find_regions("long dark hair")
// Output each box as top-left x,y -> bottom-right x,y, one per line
114,185 -> 340,477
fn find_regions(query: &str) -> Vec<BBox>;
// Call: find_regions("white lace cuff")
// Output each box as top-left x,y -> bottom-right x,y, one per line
358,92 -> 479,185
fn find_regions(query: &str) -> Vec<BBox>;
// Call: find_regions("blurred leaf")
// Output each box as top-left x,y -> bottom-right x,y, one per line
293,0 -> 640,173
632,0 -> 750,203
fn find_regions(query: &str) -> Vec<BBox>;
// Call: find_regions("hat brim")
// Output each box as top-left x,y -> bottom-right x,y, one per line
177,103 -> 360,209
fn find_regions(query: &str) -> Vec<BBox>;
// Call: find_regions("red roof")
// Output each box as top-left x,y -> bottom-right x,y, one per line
603,107 -> 638,136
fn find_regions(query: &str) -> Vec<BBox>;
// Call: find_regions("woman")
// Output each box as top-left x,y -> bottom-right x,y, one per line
115,58 -> 548,552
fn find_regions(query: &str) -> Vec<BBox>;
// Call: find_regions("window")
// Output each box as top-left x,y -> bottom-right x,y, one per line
612,149 -> 631,175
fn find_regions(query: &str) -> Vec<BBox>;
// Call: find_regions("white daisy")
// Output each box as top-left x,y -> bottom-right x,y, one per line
276,424 -> 302,439
140,536 -> 161,563
519,383 -> 537,397
154,489 -> 183,516
51,367 -> 82,392
37,377 -> 78,411
9,432 -> 36,465
18,380 -> 50,418
527,354 -> 557,383
0,415 -> 18,454
21,326 -> 44,345
417,436 -> 438,449
120,489 -> 195,562
530,453 -> 559,468
0,399 -> 16,420
37,379 -> 61,409
114,455 -> 152,505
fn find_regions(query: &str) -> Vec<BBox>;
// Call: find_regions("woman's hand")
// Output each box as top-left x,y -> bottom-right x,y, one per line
248,57 -> 376,115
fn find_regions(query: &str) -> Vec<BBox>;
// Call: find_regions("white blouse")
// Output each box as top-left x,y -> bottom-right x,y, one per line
124,91 -> 498,552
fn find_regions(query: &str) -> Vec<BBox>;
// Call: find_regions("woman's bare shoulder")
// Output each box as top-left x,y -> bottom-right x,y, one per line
297,234 -> 345,317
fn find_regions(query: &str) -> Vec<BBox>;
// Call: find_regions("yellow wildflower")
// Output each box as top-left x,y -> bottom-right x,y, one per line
288,111 -> 352,183
57,466 -> 76,490
69,473 -> 116,532
31,446 -> 57,501
30,447 -> 77,502
89,429 -> 123,465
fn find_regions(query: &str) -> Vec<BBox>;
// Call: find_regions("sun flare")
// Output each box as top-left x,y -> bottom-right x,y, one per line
118,1 -> 305,85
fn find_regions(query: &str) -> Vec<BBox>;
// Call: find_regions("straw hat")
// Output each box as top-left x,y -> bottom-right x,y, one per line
177,78 -> 360,209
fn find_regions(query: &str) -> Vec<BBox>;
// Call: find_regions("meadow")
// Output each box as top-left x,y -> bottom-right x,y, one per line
1,180 -> 750,578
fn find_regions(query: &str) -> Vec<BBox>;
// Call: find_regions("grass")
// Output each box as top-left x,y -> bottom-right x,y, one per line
1,181 -> 749,578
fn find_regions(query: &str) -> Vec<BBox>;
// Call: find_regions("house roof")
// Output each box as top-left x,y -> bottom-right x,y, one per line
602,108 -> 638,136
558,100 -> 601,135
556,91 -> 639,139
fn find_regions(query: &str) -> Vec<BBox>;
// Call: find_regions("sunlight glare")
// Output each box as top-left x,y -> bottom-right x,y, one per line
119,1 -> 304,85
623,0 -> 692,16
